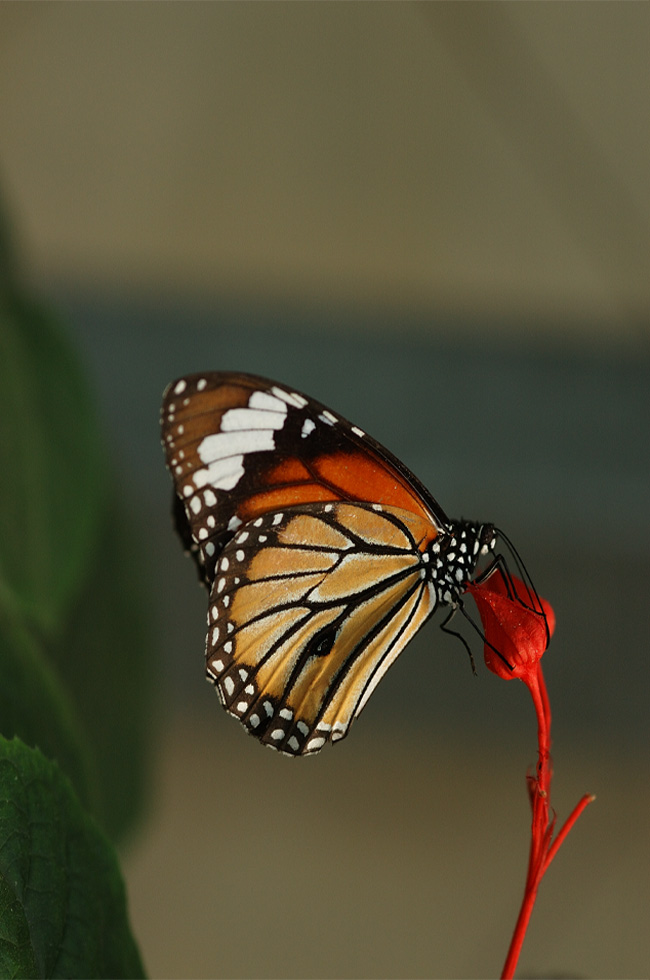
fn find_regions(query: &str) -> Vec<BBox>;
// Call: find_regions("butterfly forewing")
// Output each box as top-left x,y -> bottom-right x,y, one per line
205,502 -> 437,755
161,372 -> 450,583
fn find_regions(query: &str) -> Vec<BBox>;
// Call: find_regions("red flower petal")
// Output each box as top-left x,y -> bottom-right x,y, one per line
466,573 -> 555,681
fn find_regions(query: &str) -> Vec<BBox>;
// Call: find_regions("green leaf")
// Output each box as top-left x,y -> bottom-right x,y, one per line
0,192 -> 19,297
0,868 -> 38,977
0,220 -> 154,842
0,737 -> 145,978
0,293 -> 106,635
0,613 -> 97,817
47,495 -> 155,842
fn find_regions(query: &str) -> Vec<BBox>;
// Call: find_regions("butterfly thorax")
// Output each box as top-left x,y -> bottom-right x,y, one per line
427,521 -> 496,608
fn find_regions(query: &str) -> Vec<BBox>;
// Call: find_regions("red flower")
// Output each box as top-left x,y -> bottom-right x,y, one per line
466,571 -> 555,681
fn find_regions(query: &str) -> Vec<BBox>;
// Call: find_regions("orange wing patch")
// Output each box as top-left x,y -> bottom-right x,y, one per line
312,453 -> 436,530
267,458 -> 313,483
239,485 -> 340,522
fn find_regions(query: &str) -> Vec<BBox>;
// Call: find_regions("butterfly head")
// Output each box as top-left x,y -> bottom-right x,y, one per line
428,521 -> 497,607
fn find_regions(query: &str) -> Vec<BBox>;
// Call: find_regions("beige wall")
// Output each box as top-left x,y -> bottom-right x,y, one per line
2,2 -> 648,341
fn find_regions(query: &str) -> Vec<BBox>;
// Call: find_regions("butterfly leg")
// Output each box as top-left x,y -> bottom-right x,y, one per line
439,603 -> 478,675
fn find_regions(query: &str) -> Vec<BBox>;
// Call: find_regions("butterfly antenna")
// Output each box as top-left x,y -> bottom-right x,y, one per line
489,528 -> 550,648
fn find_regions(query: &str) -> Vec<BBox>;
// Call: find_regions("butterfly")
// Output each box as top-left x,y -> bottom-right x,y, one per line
161,371 -> 503,756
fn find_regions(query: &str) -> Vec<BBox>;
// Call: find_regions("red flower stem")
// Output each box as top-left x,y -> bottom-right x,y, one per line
501,666 -> 594,979
537,667 -> 551,743
530,665 -> 551,792
501,666 -> 551,980
501,859 -> 541,980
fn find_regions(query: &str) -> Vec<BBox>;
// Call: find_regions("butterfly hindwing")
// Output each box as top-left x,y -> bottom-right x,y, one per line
204,501 -> 437,755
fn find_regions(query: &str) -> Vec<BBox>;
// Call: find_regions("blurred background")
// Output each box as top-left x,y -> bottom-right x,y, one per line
1,4 -> 648,978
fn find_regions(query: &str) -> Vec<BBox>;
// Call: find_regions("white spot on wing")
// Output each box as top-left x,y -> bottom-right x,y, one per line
301,418 -> 316,439
306,736 -> 326,752
270,386 -> 307,409
212,390 -> 287,442
173,380 -> 187,395
198,429 -> 275,464
221,407 -> 285,432
248,390 -> 289,414
194,456 -> 244,492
